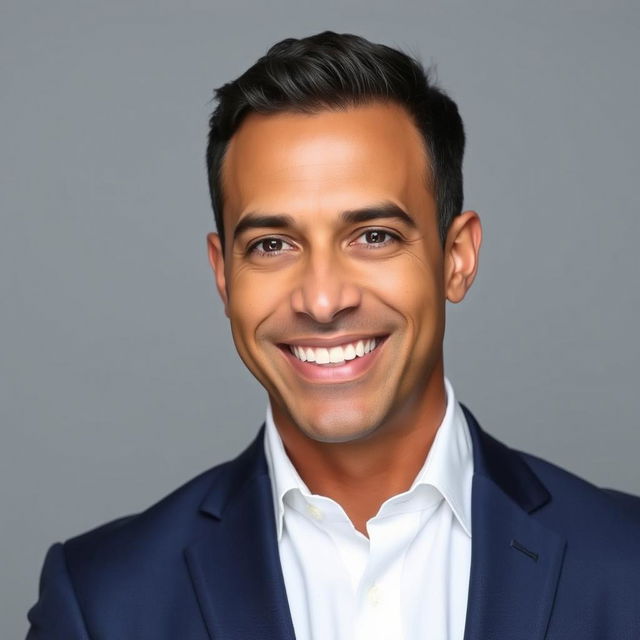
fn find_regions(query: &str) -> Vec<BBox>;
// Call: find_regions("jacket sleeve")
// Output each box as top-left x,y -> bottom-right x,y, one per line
26,542 -> 91,640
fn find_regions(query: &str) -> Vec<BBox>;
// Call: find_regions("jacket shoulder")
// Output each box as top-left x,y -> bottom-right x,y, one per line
29,429 -> 268,637
60,429 -> 264,591
63,460 -> 227,568
517,449 -> 640,531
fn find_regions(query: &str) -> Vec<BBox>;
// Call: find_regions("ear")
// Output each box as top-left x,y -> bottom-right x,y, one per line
443,211 -> 482,303
206,232 -> 230,317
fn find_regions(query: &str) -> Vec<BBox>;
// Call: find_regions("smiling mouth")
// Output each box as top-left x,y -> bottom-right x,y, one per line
282,336 -> 386,366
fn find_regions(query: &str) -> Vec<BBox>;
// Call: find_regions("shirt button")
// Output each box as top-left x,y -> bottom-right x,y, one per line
306,503 -> 323,521
367,584 -> 382,607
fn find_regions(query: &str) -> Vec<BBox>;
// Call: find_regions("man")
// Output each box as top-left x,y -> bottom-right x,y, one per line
27,31 -> 640,639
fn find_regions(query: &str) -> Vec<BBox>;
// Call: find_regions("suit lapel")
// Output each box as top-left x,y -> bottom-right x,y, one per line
184,409 -> 567,640
185,428 -> 296,640
462,406 -> 567,640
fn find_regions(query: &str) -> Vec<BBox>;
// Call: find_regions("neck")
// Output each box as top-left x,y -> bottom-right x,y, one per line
271,362 -> 447,536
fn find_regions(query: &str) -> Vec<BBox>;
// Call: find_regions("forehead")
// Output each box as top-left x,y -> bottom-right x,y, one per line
221,101 -> 433,227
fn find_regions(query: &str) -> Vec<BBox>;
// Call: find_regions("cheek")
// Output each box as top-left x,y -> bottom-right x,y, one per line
227,270 -> 290,341
364,254 -> 443,317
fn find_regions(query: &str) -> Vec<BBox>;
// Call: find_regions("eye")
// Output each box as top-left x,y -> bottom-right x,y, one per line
352,229 -> 399,248
247,236 -> 295,257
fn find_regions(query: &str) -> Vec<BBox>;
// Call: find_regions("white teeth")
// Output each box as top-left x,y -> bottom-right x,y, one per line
289,338 -> 379,365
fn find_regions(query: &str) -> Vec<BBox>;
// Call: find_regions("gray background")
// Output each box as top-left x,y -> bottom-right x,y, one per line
2,0 -> 639,636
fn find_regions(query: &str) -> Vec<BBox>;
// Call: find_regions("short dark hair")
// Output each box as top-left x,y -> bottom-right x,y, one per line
206,31 -> 465,251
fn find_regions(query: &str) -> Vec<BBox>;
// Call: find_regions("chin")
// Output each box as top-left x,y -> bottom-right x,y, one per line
294,403 -> 384,444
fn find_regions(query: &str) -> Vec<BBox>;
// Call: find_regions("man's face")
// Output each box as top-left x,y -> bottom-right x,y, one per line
208,102 -> 477,443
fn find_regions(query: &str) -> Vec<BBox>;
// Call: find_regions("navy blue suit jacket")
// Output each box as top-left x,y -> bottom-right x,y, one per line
27,406 -> 640,639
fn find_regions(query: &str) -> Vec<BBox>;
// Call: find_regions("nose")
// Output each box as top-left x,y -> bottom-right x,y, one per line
290,251 -> 362,323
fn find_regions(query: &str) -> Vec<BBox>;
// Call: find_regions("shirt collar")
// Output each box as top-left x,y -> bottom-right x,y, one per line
263,376 -> 473,540
263,401 -> 311,541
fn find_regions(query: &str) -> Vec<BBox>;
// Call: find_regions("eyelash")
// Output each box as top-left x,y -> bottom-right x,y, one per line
246,228 -> 401,257
351,229 -> 400,248
246,237 -> 295,257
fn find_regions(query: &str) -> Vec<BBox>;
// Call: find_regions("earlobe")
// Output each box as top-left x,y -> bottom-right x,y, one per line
444,211 -> 482,303
206,232 -> 230,316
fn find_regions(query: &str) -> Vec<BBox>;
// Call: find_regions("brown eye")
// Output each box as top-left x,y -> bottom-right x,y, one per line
247,236 -> 295,257
365,230 -> 386,244
263,238 -> 284,252
352,229 -> 399,248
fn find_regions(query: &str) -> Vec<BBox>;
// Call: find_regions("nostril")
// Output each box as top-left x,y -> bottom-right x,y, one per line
289,280 -> 362,323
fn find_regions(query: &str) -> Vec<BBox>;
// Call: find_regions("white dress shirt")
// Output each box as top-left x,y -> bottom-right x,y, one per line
263,376 -> 474,640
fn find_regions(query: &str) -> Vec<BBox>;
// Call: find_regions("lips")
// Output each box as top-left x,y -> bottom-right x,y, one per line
278,335 -> 387,383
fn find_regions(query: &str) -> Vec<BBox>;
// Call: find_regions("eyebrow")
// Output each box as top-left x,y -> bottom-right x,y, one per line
341,203 -> 417,228
232,201 -> 417,240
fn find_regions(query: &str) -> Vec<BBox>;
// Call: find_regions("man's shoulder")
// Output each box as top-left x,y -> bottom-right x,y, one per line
465,405 -> 640,536
27,433 -> 269,633
61,434 -> 264,591
515,447 -> 640,539
501,446 -> 640,606
65,461 -> 222,555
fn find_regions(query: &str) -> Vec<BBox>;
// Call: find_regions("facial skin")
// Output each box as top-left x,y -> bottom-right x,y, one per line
207,102 -> 481,531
